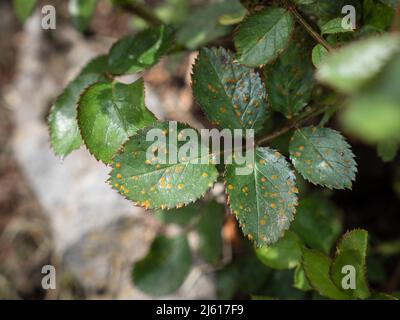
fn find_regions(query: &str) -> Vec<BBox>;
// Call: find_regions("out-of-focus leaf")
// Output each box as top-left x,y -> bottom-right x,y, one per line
108,25 -> 173,75
78,78 -> 156,164
330,229 -> 370,299
13,0 -> 37,23
49,55 -> 109,158
317,34 -> 400,93
69,0 -> 97,32
225,147 -> 298,246
263,40 -> 314,118
364,0 -> 395,31
321,17 -> 353,34
256,231 -> 303,269
132,235 -> 192,296
176,0 -> 243,49
377,140 -> 398,162
302,248 -> 349,299
312,44 -> 329,68
292,196 -> 342,254
234,8 -> 294,67
294,265 -> 312,291
154,202 -> 200,226
192,47 -> 268,133
109,122 -> 219,209
289,126 -> 357,189
196,201 -> 225,264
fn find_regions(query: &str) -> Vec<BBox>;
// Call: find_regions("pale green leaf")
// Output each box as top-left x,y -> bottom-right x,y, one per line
192,47 -> 268,133
132,235 -> 192,296
225,147 -> 298,246
289,126 -> 357,189
234,8 -> 294,67
78,78 -> 156,164
108,122 -> 219,209
321,17 -> 353,34
316,34 -> 400,93
312,44 -> 329,68
255,230 -> 303,269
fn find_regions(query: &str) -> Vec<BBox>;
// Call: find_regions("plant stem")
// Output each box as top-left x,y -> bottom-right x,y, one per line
391,1 -> 400,32
256,105 -> 331,145
116,0 -> 163,26
282,0 -> 333,52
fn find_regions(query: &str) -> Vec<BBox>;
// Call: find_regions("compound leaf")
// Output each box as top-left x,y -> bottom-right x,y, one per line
49,55 -> 109,158
132,235 -> 192,296
109,122 -> 219,209
78,78 -> 156,164
107,25 -> 173,75
192,47 -> 268,133
234,7 -> 294,67
225,147 -> 298,246
289,126 -> 357,189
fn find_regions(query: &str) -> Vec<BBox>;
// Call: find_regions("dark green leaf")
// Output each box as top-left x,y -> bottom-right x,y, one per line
225,147 -> 298,246
109,122 -> 219,209
13,0 -> 37,23
316,34 -> 400,93
263,41 -> 314,118
132,235 -> 192,296
234,8 -> 294,67
192,47 -> 268,133
49,55 -> 109,158
302,248 -> 349,299
364,0 -> 395,31
108,25 -> 173,75
78,78 -> 156,164
292,196 -> 342,254
330,229 -> 370,299
256,230 -> 303,269
289,126 -> 357,189
154,202 -> 200,226
321,17 -> 353,34
69,0 -> 97,32
176,0 -> 243,49
196,201 -> 225,264
377,140 -> 398,162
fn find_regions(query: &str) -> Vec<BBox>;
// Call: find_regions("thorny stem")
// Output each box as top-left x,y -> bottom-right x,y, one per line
116,0 -> 163,26
281,0 -> 334,52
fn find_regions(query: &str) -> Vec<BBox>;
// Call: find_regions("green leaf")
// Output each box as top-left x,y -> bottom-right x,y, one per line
154,202 -> 199,226
234,8 -> 294,67
69,0 -> 97,32
263,41 -> 314,118
255,230 -> 303,269
377,140 -> 398,162
109,122 -> 219,209
364,0 -> 395,31
132,235 -> 192,296
225,147 -> 298,246
196,201 -> 225,264
312,44 -> 329,68
316,34 -> 400,93
78,78 -> 156,164
13,0 -> 37,23
49,55 -> 109,158
330,229 -> 370,299
176,0 -> 243,49
192,47 -> 268,133
292,196 -> 342,254
289,126 -> 357,189
302,248 -> 349,299
294,265 -> 312,291
321,17 -> 353,35
107,25 -> 173,75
